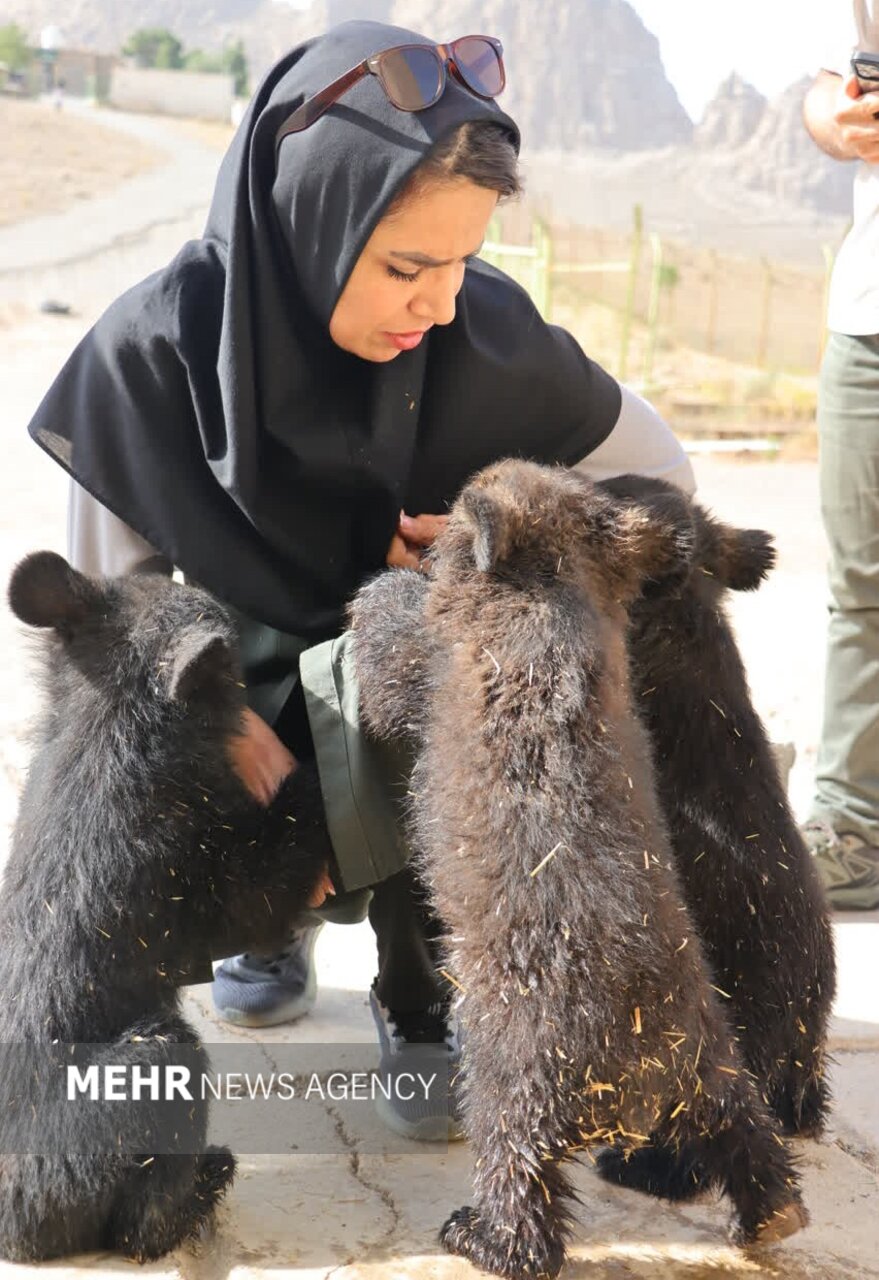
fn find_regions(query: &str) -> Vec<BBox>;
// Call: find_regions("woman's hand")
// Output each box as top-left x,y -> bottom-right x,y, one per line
308,865 -> 337,908
228,708 -> 336,905
227,706 -> 298,806
386,510 -> 449,570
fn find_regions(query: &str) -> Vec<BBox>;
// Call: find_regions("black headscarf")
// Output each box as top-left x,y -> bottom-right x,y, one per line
28,19 -> 621,641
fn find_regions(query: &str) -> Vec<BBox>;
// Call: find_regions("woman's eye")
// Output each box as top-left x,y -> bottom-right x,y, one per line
387,265 -> 420,283
387,256 -> 475,283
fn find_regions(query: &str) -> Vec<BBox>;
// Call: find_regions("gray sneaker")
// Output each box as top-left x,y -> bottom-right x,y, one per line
802,818 -> 879,911
211,922 -> 323,1027
369,987 -> 464,1142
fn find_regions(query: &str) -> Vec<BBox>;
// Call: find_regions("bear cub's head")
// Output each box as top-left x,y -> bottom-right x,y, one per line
429,459 -> 696,614
9,552 -> 243,735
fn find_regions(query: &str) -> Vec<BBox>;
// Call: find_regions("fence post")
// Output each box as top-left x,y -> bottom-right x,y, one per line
533,214 -> 553,320
619,203 -> 643,383
756,257 -> 774,369
705,249 -> 719,355
643,232 -> 664,386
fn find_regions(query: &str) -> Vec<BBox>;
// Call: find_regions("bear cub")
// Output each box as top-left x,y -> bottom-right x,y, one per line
0,553 -> 332,1263
351,461 -> 807,1280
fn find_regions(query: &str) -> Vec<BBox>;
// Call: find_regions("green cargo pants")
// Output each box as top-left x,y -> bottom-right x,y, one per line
228,609 -> 416,921
811,332 -> 879,844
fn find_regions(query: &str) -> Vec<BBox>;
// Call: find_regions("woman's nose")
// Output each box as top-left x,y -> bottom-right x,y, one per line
411,268 -> 463,327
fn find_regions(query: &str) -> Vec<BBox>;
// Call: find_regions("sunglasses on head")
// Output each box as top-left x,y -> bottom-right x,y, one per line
275,35 -> 505,158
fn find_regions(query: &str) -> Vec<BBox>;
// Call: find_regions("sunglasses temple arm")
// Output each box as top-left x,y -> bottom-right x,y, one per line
277,62 -> 370,142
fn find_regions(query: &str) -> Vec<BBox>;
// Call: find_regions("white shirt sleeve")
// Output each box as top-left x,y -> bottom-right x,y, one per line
572,384 -> 696,496
67,479 -> 172,578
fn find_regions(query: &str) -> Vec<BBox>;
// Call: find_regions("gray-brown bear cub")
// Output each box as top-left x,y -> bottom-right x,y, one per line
350,460 -> 806,1280
595,474 -> 835,1186
0,553 -> 332,1263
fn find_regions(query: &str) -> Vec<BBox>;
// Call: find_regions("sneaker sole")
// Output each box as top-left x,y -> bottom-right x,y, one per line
214,989 -> 317,1028
825,885 -> 879,911
374,1093 -> 466,1143
211,928 -> 321,1028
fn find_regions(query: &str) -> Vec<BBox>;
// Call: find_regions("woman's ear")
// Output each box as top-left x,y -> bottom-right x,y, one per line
8,551 -> 103,631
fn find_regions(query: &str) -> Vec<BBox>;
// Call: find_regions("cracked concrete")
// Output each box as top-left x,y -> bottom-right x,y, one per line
0,108 -> 877,1278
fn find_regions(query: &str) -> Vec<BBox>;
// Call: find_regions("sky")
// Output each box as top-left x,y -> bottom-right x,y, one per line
276,0 -> 841,122
626,0 -> 836,120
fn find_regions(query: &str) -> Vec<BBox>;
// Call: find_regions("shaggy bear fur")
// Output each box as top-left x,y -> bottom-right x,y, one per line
589,476 -> 834,1205
0,553 -> 332,1263
350,460 -> 806,1280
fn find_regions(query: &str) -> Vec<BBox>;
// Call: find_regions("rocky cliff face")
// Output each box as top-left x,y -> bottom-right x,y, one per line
390,0 -> 693,151
0,0 -> 265,50
4,0 -> 693,149
695,73 -> 767,150
733,77 -> 853,214
1,0 -> 853,223
693,75 -> 853,218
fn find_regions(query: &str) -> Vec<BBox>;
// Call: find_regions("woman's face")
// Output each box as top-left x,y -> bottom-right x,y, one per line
329,178 -> 499,362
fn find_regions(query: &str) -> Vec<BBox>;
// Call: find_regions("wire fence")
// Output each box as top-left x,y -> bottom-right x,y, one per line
480,205 -> 836,390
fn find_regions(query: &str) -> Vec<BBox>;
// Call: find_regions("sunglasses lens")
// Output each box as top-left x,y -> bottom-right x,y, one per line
380,46 -> 444,110
452,37 -> 505,98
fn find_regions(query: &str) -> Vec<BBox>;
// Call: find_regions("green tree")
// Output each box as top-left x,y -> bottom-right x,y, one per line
222,39 -> 248,97
183,49 -> 223,74
0,23 -> 33,72
184,41 -> 248,96
122,28 -> 184,70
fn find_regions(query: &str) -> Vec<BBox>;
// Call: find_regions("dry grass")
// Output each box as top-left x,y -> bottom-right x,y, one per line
492,202 -> 826,448
0,97 -> 164,227
549,294 -> 819,455
159,116 -> 235,152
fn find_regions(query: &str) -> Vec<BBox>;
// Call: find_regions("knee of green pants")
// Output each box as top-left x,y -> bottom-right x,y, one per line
301,886 -> 373,926
299,632 -> 416,893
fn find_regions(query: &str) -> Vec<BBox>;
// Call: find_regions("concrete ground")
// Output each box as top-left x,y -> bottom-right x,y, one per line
0,103 -> 876,1280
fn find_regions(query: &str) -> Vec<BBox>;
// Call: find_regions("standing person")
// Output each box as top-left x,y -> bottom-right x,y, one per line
803,4 -> 879,910
30,20 -> 694,1139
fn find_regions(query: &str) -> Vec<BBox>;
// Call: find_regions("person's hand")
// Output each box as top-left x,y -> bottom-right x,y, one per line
227,709 -> 337,904
308,864 -> 336,908
385,510 -> 449,571
227,705 -> 297,806
834,75 -> 879,163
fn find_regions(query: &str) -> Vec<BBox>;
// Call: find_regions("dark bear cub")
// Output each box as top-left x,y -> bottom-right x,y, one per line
351,460 -> 806,1280
0,553 -> 332,1263
595,475 -> 835,1171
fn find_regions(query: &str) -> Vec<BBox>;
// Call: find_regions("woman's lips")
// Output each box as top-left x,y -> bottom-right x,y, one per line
385,330 -> 429,351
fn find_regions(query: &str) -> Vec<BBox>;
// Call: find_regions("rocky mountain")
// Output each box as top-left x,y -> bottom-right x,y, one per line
731,77 -> 853,216
0,0 -> 853,226
695,73 -> 767,150
691,73 -> 851,218
391,0 -> 693,151
3,0 -> 693,150
0,0 -> 265,52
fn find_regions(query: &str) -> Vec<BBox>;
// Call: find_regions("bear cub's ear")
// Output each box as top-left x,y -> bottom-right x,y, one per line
460,489 -> 516,573
704,525 -> 776,591
164,627 -> 235,704
8,551 -> 102,631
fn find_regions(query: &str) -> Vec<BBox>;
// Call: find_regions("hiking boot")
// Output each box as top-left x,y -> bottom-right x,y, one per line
802,818 -> 879,911
211,922 -> 324,1027
369,986 -> 464,1142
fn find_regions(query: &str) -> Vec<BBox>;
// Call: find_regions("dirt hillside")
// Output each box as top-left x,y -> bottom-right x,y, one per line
0,97 -> 163,227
